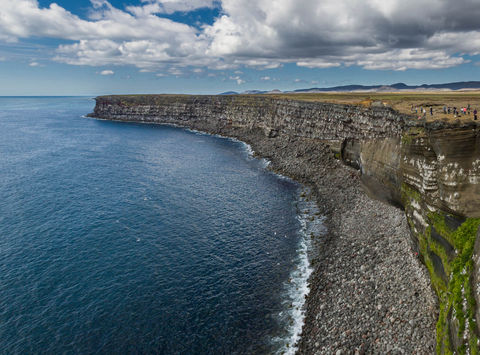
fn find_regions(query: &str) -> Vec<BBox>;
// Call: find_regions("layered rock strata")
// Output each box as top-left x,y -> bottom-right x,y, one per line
89,95 -> 410,141
345,125 -> 480,353
90,94 -> 480,354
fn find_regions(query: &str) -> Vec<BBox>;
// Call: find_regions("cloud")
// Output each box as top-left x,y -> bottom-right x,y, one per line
353,49 -> 466,71
100,69 -> 114,75
229,75 -> 245,85
168,67 -> 183,75
29,61 -> 40,67
1,0 -> 480,72
296,61 -> 341,69
127,0 -> 218,15
1,0 -> 208,70
260,76 -> 271,80
204,0 -> 480,70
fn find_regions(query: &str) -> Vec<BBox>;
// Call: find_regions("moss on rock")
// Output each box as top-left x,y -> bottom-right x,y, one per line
400,182 -> 480,354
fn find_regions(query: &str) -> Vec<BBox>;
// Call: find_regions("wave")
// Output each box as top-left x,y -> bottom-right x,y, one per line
273,188 -> 326,354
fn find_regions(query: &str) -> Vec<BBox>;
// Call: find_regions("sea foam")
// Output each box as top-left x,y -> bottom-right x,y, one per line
273,189 -> 326,354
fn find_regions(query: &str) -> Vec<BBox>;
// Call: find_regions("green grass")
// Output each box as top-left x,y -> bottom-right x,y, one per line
401,183 -> 480,354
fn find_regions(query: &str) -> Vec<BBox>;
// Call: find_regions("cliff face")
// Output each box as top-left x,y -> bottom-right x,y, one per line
90,94 -> 480,354
348,127 -> 480,216
90,95 -> 410,141
343,128 -> 480,353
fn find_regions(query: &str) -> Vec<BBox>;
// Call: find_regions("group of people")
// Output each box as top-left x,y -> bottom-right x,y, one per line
411,104 -> 478,120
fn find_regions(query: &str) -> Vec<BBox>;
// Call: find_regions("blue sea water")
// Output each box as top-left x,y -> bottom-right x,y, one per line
0,97 -> 319,354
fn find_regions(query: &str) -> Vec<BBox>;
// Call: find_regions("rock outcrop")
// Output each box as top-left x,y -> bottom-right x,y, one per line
90,94 -> 480,354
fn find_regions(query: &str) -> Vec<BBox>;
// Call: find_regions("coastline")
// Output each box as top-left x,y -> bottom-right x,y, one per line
282,190 -> 325,354
218,127 -> 438,354
190,128 -> 319,354
90,114 -> 438,353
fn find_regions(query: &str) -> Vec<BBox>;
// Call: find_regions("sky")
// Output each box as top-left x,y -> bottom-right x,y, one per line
1,0 -> 480,95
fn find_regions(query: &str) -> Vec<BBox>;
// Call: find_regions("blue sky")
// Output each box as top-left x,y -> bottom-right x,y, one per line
1,0 -> 480,95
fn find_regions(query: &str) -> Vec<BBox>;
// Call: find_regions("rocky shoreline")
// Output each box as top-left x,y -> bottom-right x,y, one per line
212,127 -> 438,354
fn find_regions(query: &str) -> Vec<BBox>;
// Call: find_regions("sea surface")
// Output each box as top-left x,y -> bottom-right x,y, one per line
0,97 -> 322,354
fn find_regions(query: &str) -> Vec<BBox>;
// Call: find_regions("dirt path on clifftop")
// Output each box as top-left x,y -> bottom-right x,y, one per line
226,128 -> 438,354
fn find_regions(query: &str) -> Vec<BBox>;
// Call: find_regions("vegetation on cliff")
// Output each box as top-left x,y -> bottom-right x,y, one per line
402,182 -> 480,354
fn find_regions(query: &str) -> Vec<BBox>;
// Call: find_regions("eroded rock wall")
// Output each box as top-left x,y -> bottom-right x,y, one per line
344,127 -> 480,353
90,95 -> 410,141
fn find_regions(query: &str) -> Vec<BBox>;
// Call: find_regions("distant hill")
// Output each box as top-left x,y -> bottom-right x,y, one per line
266,89 -> 283,94
291,81 -> 480,93
218,81 -> 480,95
242,90 -> 268,94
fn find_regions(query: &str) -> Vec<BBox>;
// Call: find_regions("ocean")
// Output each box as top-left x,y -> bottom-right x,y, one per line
0,97 -> 323,354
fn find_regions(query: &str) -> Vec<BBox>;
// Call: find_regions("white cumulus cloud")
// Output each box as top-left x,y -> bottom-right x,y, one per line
0,0 -> 479,72
100,69 -> 114,75
204,0 -> 480,70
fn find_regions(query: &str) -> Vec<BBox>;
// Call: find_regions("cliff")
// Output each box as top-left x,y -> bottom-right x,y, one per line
89,95 -> 410,141
90,94 -> 480,354
345,125 -> 480,353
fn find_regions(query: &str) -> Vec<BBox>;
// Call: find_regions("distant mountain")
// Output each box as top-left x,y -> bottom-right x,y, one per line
242,90 -> 268,94
291,81 -> 480,93
266,89 -> 283,94
218,81 -> 480,95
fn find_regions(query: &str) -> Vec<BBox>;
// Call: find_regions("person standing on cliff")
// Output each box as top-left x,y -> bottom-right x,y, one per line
430,107 -> 433,116
474,109 -> 478,121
